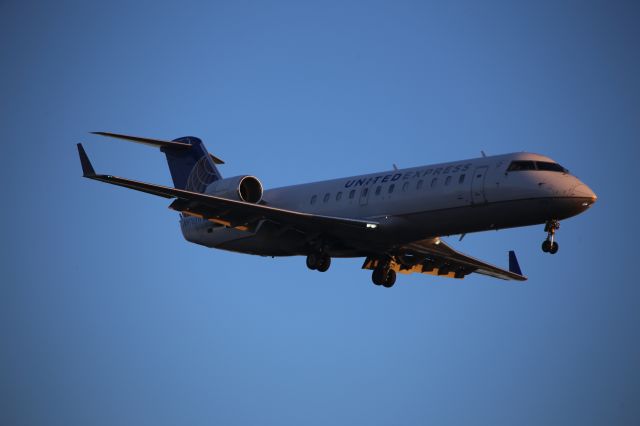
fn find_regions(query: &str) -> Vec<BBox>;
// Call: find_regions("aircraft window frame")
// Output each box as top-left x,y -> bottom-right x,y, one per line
349,189 -> 356,199
445,176 -> 452,186
361,187 -> 368,197
388,184 -> 395,194
310,195 -> 317,205
336,192 -> 342,201
323,193 -> 330,203
431,178 -> 438,188
459,174 -> 465,184
375,185 -> 382,195
402,181 -> 409,192
417,179 -> 424,190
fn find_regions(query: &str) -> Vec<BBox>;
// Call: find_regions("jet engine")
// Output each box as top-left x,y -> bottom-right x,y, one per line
205,175 -> 263,203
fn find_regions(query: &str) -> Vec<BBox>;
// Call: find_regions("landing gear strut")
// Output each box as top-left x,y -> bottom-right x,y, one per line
372,262 -> 396,288
306,252 -> 331,272
541,219 -> 560,254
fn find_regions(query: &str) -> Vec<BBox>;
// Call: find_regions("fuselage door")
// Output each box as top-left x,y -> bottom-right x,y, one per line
471,166 -> 488,204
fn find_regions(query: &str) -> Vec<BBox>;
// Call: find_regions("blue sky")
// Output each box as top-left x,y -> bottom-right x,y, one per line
1,1 -> 639,425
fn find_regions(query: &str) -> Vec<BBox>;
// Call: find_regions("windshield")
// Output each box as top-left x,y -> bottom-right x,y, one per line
507,160 -> 568,173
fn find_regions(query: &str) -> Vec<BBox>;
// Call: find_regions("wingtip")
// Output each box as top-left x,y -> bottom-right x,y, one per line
77,143 -> 96,177
508,250 -> 524,277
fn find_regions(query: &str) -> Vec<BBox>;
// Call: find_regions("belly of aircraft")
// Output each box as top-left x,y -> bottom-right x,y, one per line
183,196 -> 592,257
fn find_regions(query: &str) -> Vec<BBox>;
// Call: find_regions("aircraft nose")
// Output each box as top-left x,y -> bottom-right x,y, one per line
572,184 -> 597,204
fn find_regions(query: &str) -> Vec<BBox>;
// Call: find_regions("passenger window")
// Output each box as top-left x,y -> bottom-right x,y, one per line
402,181 -> 409,192
459,174 -> 465,184
375,186 -> 382,195
388,184 -> 395,193
362,187 -> 368,197
417,180 -> 423,189
336,192 -> 342,201
445,176 -> 451,186
349,190 -> 356,199
431,178 -> 437,188
323,193 -> 330,203
310,195 -> 317,205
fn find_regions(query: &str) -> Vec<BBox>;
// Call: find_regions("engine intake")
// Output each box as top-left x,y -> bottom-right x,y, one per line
205,175 -> 263,203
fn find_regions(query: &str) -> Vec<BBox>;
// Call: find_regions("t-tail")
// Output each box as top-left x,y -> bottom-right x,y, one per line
91,131 -> 223,192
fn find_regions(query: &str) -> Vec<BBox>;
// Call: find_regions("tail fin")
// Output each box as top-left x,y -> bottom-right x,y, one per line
162,136 -> 221,191
92,132 -> 223,192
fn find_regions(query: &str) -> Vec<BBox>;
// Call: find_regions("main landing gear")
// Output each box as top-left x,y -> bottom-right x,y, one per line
306,252 -> 331,272
371,262 -> 396,288
542,219 -> 560,254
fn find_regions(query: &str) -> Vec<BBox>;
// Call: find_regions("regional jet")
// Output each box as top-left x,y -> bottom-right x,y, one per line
77,132 -> 597,287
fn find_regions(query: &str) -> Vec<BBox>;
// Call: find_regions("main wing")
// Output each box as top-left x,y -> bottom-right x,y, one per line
77,143 -> 379,238
363,237 -> 527,281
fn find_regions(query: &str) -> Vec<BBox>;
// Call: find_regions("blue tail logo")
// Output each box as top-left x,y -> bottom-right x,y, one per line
161,136 -> 221,192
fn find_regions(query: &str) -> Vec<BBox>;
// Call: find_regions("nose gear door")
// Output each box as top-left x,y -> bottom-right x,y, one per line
471,166 -> 488,204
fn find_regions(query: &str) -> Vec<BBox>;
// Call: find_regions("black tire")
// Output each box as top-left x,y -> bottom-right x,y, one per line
372,268 -> 384,285
306,253 -> 318,270
382,269 -> 396,288
542,240 -> 551,253
550,242 -> 559,254
317,254 -> 331,272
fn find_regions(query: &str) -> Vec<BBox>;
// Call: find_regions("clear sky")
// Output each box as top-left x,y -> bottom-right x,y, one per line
2,1 -> 639,425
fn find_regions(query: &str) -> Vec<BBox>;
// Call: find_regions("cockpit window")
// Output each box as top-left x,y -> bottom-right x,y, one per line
536,161 -> 568,173
507,160 -> 568,173
507,161 -> 536,171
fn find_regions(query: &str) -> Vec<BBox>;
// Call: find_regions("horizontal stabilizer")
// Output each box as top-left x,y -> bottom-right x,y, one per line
92,131 -> 225,164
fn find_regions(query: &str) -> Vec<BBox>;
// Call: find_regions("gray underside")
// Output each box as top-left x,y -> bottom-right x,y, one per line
201,196 -> 591,257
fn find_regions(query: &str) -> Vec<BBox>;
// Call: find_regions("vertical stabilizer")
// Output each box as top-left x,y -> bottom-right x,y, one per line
161,136 -> 221,191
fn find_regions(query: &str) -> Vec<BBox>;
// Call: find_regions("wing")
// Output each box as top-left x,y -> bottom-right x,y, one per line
363,237 -> 527,281
77,143 -> 379,238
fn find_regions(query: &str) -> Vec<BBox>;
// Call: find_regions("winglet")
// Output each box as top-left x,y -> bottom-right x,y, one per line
77,143 -> 96,177
508,250 -> 523,276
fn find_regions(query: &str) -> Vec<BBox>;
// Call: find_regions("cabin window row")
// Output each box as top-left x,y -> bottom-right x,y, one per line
309,174 -> 466,205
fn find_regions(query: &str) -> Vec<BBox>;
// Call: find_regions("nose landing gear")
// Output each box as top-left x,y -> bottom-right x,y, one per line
542,219 -> 560,254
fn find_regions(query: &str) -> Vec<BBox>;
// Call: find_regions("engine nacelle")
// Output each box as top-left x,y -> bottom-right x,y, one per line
204,175 -> 263,203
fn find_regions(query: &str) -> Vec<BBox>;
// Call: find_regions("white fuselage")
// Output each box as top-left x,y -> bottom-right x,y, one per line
180,152 -> 596,257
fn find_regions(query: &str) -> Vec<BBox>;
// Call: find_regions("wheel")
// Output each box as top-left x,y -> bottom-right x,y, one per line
549,241 -> 559,254
382,269 -> 396,288
306,253 -> 318,270
317,254 -> 331,272
372,267 -> 385,285
542,240 -> 551,253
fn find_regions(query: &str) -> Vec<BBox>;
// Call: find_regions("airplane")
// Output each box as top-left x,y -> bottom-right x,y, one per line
77,132 -> 597,288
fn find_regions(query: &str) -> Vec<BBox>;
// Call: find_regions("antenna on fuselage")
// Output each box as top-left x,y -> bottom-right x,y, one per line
481,150 -> 487,157
393,164 -> 399,170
